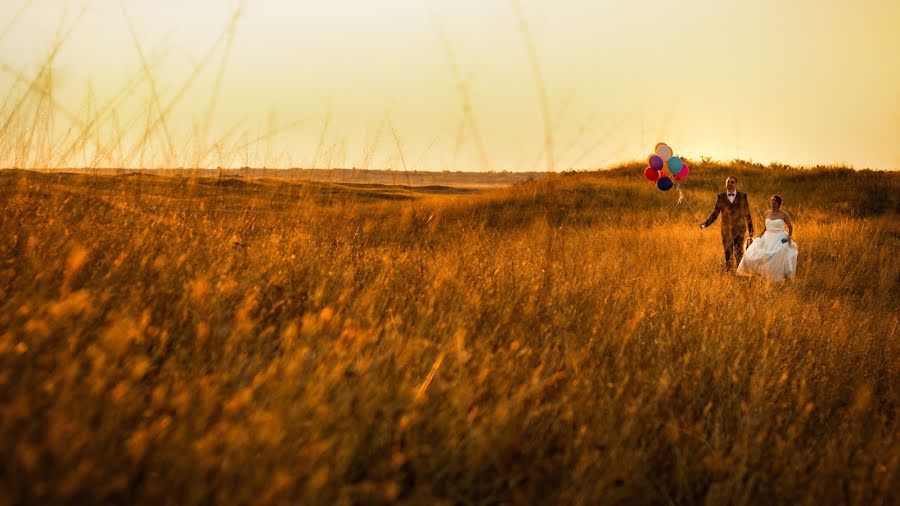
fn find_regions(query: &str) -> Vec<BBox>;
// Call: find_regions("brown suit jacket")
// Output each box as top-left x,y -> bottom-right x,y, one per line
703,191 -> 754,238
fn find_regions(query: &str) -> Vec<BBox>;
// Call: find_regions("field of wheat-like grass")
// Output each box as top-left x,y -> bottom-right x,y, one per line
1,164 -> 898,505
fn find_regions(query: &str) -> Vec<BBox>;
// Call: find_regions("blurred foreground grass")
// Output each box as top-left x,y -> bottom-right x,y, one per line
0,164 -> 898,505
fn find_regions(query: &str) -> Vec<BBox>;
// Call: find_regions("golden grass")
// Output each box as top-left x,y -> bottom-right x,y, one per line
1,163 -> 898,504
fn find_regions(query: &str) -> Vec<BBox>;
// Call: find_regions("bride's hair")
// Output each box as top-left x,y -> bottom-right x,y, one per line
771,194 -> 783,205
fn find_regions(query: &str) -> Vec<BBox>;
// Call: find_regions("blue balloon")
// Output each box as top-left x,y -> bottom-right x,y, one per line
657,176 -> 673,191
668,156 -> 683,175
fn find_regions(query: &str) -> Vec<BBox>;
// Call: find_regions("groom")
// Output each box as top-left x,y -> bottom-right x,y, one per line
700,175 -> 754,270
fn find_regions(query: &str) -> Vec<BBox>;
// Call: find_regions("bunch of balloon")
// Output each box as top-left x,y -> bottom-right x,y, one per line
643,142 -> 690,192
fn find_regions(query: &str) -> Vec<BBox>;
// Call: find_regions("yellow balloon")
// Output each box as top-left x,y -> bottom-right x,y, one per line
655,143 -> 673,162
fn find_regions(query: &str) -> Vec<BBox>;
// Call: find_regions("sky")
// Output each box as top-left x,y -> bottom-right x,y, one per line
1,0 -> 898,170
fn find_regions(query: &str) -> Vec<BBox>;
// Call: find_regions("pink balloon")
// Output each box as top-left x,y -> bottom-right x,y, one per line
675,163 -> 689,180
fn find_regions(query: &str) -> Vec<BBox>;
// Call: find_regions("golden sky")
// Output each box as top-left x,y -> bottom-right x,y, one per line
2,0 -> 898,170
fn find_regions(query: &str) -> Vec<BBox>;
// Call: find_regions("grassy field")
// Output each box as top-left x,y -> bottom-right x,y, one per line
1,163 -> 898,505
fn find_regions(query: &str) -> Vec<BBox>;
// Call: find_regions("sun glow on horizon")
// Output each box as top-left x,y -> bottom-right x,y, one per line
2,0 -> 898,170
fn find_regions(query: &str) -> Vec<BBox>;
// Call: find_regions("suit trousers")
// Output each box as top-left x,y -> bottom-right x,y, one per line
722,232 -> 746,268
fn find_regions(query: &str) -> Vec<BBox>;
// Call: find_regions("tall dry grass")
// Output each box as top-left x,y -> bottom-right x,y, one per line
0,165 -> 897,504
1,4 -> 898,504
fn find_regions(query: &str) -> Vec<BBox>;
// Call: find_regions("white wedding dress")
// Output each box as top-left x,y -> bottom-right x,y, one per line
737,218 -> 798,281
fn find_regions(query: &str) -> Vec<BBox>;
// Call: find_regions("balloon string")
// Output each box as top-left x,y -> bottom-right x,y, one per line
674,183 -> 698,215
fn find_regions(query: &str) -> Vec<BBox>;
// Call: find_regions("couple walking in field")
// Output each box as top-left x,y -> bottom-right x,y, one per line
699,176 -> 798,281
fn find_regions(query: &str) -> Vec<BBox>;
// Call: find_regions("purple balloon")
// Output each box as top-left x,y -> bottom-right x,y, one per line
649,155 -> 664,170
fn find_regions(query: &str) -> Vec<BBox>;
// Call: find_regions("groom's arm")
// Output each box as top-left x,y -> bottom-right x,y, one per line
743,195 -> 754,235
701,196 -> 722,228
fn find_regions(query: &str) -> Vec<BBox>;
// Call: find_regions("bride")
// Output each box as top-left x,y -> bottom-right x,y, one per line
737,194 -> 798,281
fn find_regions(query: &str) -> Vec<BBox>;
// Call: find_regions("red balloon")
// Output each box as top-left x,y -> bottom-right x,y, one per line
644,167 -> 660,182
675,163 -> 690,180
